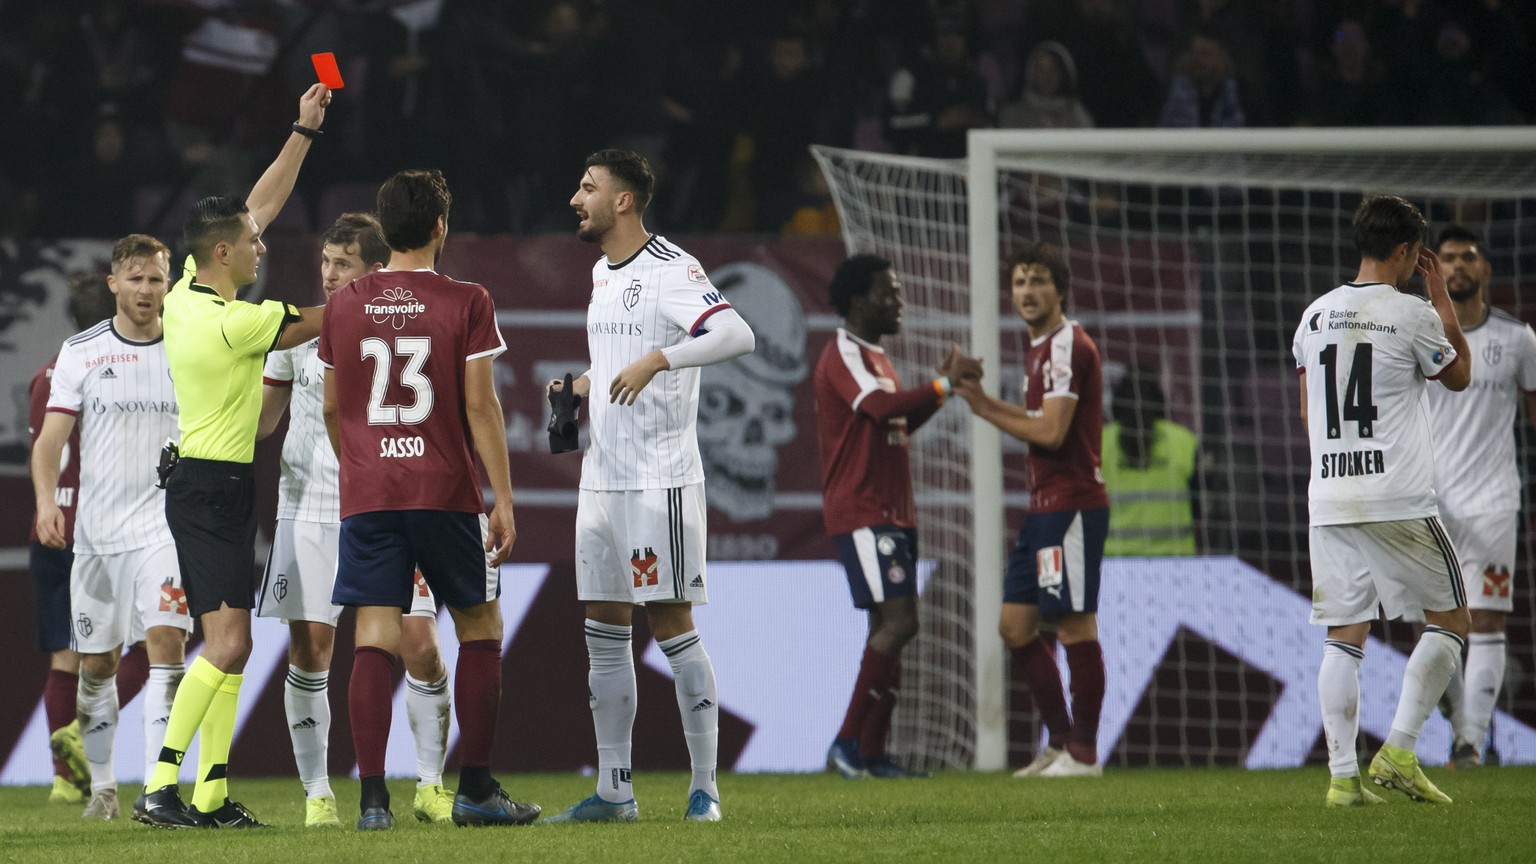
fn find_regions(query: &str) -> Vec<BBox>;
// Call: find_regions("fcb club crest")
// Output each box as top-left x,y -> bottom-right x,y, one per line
1484,341 -> 1504,367
631,547 -> 659,587
623,280 -> 642,311
1483,565 -> 1511,598
159,578 -> 188,615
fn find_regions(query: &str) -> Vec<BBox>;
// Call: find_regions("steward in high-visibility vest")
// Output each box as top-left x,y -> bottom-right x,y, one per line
1101,417 -> 1198,556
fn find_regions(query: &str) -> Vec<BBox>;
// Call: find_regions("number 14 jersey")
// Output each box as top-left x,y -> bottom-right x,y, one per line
1292,281 -> 1458,526
318,269 -> 505,520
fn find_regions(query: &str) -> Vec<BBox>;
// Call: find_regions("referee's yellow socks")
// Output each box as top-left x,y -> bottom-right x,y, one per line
191,673 -> 243,812
146,656 -> 225,792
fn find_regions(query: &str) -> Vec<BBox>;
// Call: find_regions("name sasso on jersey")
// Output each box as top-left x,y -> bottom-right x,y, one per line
379,435 -> 425,458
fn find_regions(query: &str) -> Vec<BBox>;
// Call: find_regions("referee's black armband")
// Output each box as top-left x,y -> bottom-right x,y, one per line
291,123 -> 323,141
267,303 -> 305,353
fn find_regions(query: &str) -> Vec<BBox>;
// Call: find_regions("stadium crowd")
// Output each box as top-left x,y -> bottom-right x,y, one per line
1,0 -> 1532,239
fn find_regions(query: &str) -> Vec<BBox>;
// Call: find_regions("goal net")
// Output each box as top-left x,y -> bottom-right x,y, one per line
813,129 -> 1536,771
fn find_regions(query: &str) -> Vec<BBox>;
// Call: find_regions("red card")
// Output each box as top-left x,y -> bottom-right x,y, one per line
311,53 -> 344,89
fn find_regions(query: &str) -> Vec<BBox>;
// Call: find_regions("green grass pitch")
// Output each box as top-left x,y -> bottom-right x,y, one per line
2,768 -> 1533,863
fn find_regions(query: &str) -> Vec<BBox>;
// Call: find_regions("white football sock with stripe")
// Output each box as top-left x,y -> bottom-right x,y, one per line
284,666 -> 334,799
143,664 -> 183,783
405,672 -> 451,787
78,670 -> 117,793
586,620 -> 636,804
1318,640 -> 1363,778
659,629 -> 719,800
1386,626 -> 1464,752
1460,632 -> 1507,751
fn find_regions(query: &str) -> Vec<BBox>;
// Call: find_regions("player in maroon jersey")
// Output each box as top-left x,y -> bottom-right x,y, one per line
814,254 -> 981,778
319,169 -> 538,829
956,243 -> 1110,777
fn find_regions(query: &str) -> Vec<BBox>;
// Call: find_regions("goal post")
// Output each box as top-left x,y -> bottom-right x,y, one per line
815,128 -> 1536,772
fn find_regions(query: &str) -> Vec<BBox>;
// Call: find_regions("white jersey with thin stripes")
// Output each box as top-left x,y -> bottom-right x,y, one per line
1292,282 -> 1458,526
1426,308 -> 1536,517
45,319 -> 177,555
264,339 -> 340,523
580,235 -> 734,491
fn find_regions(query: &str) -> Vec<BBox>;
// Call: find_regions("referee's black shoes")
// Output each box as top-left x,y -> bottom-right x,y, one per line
133,785 -> 201,829
188,798 -> 269,828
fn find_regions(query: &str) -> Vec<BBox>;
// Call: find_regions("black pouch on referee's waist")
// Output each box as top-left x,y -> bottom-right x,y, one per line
155,438 -> 179,489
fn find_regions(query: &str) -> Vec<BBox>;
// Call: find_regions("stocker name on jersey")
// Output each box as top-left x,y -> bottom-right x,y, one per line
1319,448 -> 1386,479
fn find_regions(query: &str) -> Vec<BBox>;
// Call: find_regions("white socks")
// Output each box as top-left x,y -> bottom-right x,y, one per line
659,629 -> 719,800
1460,632 -> 1507,750
143,664 -> 184,782
1318,640 -> 1363,778
78,670 -> 118,793
585,620 -> 636,804
405,672 -> 451,788
1386,626 -> 1465,752
284,666 -> 333,799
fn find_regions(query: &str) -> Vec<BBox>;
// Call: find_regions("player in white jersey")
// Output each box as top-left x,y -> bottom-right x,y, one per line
31,236 -> 192,820
546,150 -> 754,824
1293,196 -> 1473,807
255,213 -> 454,826
1421,225 -> 1536,768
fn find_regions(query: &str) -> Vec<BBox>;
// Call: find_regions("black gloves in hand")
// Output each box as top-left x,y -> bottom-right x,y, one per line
548,372 -> 582,454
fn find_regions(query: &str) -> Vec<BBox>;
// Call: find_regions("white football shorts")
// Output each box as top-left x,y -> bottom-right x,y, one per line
1439,510 -> 1516,614
1309,517 -> 1466,626
576,484 -> 708,605
70,539 -> 192,654
258,519 -> 437,625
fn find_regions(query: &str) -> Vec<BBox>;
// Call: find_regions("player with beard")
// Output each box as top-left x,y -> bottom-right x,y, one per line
33,238 -> 193,820
1421,225 -> 1536,769
546,149 -> 754,823
954,244 -> 1109,778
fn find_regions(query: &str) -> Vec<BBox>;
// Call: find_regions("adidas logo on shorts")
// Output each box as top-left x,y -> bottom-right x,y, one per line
690,575 -> 704,588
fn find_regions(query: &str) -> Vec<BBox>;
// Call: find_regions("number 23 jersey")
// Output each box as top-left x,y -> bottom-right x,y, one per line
1292,281 -> 1458,526
318,269 -> 506,520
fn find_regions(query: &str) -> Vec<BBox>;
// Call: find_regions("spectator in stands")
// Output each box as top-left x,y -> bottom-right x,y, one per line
781,153 -> 840,237
745,31 -> 828,232
1306,17 -> 1390,127
1021,0 -> 1161,128
1364,0 -> 1435,125
360,0 -> 448,179
1178,0 -> 1299,127
657,43 -> 743,232
1159,29 -> 1246,128
38,108 -> 138,238
1420,15 -> 1521,125
163,5 -> 287,200
998,42 -> 1093,129
886,22 -> 992,158
1101,367 -> 1200,557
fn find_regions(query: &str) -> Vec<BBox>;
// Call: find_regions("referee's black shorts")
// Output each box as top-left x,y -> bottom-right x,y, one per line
164,457 -> 258,617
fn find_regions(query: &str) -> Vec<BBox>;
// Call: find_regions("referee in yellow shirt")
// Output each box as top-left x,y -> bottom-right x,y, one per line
137,85 -> 330,829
